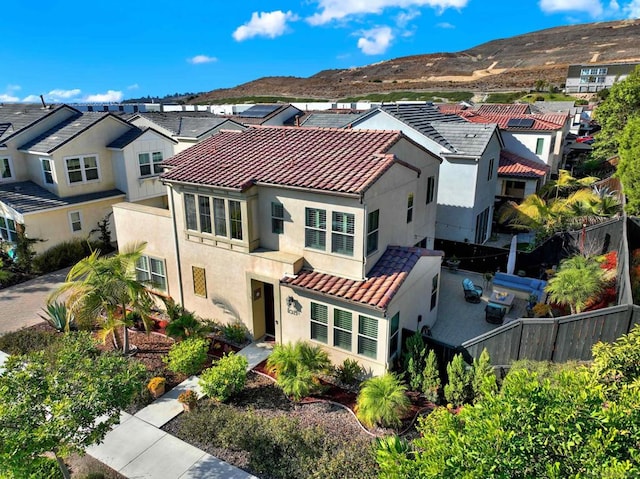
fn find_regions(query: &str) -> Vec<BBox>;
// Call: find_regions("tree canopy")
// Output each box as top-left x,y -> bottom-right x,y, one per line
617,115 -> 640,214
0,332 -> 146,478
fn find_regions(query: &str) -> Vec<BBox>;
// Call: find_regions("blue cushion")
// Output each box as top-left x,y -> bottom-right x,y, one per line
530,279 -> 542,289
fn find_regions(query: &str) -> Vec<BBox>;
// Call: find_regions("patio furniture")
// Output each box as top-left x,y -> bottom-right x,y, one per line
485,304 -> 507,324
492,272 -> 547,301
462,278 -> 483,303
488,290 -> 515,313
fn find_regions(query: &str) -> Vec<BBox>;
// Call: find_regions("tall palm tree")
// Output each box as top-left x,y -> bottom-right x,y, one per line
539,169 -> 599,200
545,255 -> 606,315
51,242 -> 155,354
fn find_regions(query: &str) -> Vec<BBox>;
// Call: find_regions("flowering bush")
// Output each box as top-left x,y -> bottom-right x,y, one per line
178,389 -> 198,404
147,377 -> 166,392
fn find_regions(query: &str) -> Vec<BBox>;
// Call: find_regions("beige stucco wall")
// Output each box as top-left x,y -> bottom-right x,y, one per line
25,196 -> 125,254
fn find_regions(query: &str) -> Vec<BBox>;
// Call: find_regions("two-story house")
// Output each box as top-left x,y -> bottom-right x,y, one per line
0,104 -> 177,252
350,103 -> 503,244
112,126 -> 443,374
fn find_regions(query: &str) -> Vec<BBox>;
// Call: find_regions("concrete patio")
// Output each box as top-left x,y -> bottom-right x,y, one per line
431,268 -> 528,346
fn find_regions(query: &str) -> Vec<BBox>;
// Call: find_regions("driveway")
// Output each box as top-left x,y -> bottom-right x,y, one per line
0,267 -> 70,335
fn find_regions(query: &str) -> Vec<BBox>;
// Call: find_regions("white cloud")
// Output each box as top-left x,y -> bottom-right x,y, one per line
84,90 -> 123,102
396,9 -> 421,27
22,95 -> 42,103
357,27 -> 394,55
539,0 -> 604,16
232,10 -> 298,41
127,83 -> 140,90
187,55 -> 218,64
0,94 -> 19,102
436,21 -> 455,28
624,0 -> 640,17
308,0 -> 468,25
6,84 -> 21,93
48,88 -> 82,100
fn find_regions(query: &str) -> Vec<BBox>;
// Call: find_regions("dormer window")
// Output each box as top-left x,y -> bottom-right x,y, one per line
0,157 -> 13,181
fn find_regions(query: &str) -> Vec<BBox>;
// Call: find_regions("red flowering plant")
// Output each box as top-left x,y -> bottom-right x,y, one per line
584,251 -> 618,311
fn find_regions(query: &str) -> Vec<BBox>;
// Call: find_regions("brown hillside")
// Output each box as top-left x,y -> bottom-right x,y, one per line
194,19 -> 640,102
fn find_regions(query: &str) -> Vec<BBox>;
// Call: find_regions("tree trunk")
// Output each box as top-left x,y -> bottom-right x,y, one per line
122,325 -> 130,354
54,452 -> 71,479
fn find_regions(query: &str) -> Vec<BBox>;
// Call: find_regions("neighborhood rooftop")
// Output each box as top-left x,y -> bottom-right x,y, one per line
459,111 -> 568,130
0,104 -> 70,144
499,150 -> 549,178
129,111 -> 232,138
430,121 -> 499,157
281,246 -> 444,310
161,126 -> 419,194
300,112 -> 365,128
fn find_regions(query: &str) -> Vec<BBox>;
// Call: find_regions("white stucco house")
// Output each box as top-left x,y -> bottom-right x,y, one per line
113,126 -> 444,374
350,103 -> 503,244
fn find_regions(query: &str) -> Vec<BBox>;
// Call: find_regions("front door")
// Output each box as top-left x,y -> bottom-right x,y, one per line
264,283 -> 275,338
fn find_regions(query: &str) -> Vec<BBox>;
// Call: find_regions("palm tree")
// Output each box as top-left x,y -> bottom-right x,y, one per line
539,169 -> 599,200
356,373 -> 410,429
545,255 -> 606,315
51,242 -> 155,354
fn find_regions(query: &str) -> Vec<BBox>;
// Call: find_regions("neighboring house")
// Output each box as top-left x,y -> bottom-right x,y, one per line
127,111 -> 246,153
459,109 -> 569,175
350,103 -> 503,244
565,62 -> 639,93
300,112 -> 365,128
226,104 -> 304,127
497,150 -> 549,201
113,126 -> 443,374
0,104 -> 176,252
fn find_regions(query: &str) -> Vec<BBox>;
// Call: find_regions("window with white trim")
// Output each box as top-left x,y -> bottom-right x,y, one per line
358,315 -> 378,359
65,155 -> 99,184
0,216 -> 17,242
389,312 -> 400,359
366,209 -> 379,256
426,176 -> 435,204
431,274 -> 439,311
138,151 -> 163,177
406,193 -> 414,223
333,309 -> 352,351
310,302 -> 328,343
69,211 -> 82,232
41,158 -> 54,184
0,157 -> 13,181
271,202 -> 284,234
305,208 -> 326,251
331,212 -> 354,256
135,255 -> 167,292
183,193 -> 242,241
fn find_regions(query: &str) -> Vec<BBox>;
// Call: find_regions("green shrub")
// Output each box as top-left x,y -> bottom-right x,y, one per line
32,239 -> 95,274
334,358 -> 365,386
444,354 -> 471,407
470,348 -> 496,403
164,337 -> 209,376
38,301 -> 73,332
199,352 -> 248,402
356,373 -> 410,429
267,341 -> 331,400
0,327 -> 63,355
403,333 -> 426,391
221,322 -> 248,344
421,349 -> 441,403
166,311 -> 208,340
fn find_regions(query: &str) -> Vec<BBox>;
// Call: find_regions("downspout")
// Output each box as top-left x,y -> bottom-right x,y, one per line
168,184 -> 184,305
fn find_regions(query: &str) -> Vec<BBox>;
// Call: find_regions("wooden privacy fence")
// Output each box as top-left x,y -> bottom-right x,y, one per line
461,304 -> 640,365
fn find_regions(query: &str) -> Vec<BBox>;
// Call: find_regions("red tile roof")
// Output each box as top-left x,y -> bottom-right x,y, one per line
459,111 -> 568,131
281,246 -> 443,310
161,126 -> 414,194
499,150 -> 549,178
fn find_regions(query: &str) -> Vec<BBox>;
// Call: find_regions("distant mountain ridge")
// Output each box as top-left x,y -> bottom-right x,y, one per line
193,19 -> 640,103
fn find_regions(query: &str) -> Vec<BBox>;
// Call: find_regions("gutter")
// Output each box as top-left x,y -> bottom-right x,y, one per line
168,184 -> 184,305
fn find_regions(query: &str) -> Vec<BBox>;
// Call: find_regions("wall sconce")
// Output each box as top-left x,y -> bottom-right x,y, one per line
286,296 -> 295,308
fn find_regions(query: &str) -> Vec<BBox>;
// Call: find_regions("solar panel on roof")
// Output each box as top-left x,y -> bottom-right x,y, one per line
240,104 -> 281,118
506,118 -> 535,128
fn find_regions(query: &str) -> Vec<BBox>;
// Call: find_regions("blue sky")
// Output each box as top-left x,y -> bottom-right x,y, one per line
2,0 -> 638,103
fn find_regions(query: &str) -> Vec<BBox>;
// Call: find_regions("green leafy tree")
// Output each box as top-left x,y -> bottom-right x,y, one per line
421,349 -> 441,403
51,242 -> 155,354
592,64 -> 640,161
470,348 -> 496,403
443,354 -> 470,407
356,373 -> 410,429
0,332 -> 146,479
266,341 -> 331,401
199,352 -> 248,402
545,254 -> 605,314
377,327 -> 640,478
617,115 -> 640,214
164,337 -> 209,376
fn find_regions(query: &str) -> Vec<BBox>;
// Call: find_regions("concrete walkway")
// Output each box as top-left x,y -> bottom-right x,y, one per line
0,267 -> 70,335
86,341 -> 272,478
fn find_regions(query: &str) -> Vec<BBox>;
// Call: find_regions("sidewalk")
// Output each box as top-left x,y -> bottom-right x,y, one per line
86,341 -> 272,478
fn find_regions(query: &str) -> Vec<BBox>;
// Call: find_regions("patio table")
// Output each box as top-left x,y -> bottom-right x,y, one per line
488,290 -> 515,313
